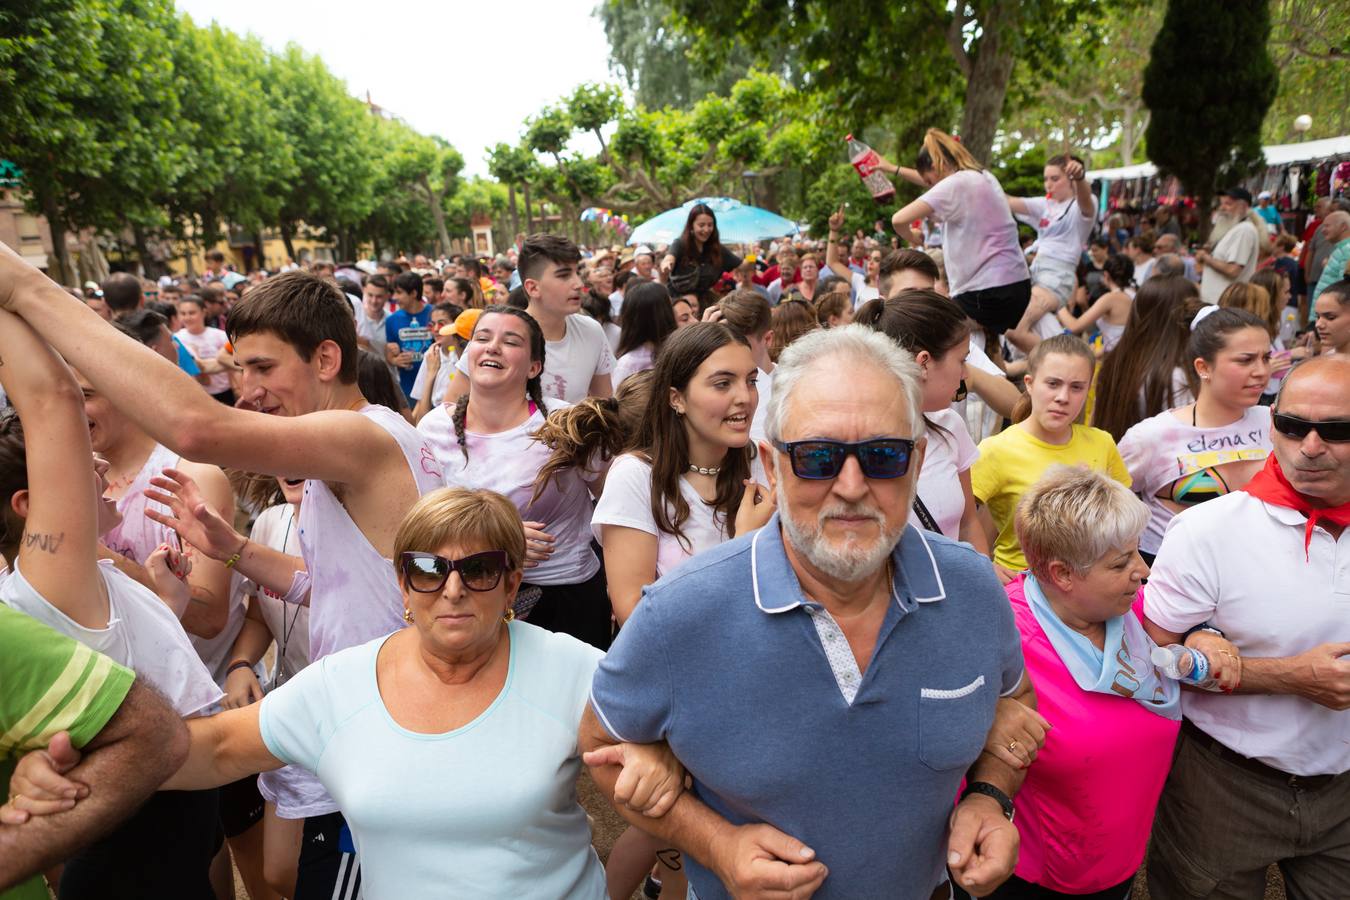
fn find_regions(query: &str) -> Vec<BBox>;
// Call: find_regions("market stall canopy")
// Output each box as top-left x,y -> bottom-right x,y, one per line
1092,135 -> 1350,183
627,197 -> 800,246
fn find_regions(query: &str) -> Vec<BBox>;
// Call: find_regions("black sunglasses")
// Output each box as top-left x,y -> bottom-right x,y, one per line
1272,413 -> 1350,444
772,438 -> 916,480
400,550 -> 509,593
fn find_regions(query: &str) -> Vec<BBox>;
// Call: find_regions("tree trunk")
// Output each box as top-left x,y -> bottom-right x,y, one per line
40,195 -> 75,287
253,231 -> 266,271
958,0 -> 1022,164
279,221 -> 297,264
421,176 -> 453,256
522,183 -> 534,233
507,183 -> 520,237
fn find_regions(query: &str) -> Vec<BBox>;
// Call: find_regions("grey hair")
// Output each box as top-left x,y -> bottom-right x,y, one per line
764,324 -> 925,445
1015,466 -> 1150,579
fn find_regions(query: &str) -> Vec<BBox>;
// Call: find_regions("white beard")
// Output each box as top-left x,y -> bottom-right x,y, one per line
776,479 -> 906,583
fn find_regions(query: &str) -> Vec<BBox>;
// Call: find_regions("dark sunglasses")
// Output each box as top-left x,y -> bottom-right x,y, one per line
772,438 -> 916,480
400,550 -> 508,593
1272,413 -> 1350,443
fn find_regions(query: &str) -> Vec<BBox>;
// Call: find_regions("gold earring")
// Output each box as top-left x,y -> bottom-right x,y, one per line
503,608 -> 516,622
403,608 -> 414,623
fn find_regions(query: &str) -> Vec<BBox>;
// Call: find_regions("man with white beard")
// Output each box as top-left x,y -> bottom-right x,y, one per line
579,325 -> 1034,900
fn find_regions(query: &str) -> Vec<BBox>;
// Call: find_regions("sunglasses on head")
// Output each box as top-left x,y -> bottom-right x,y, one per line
1272,413 -> 1350,443
400,550 -> 508,594
772,438 -> 916,480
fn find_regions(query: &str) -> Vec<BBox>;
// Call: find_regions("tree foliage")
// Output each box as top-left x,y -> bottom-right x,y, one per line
1143,0 -> 1278,221
0,0 -> 465,280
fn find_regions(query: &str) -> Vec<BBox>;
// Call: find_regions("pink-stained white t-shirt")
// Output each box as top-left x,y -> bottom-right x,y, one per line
1005,577 -> 1180,893
175,326 -> 232,395
920,169 -> 1029,296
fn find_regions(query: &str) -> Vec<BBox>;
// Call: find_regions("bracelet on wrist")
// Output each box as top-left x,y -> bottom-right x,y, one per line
224,536 -> 248,569
225,659 -> 253,677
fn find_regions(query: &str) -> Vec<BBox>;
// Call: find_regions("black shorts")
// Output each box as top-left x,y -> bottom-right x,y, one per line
295,811 -> 362,900
219,772 -> 266,838
521,565 -> 613,651
953,279 -> 1033,334
58,789 -> 219,900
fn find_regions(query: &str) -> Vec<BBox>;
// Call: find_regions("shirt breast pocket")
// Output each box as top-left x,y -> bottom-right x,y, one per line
917,674 -> 991,772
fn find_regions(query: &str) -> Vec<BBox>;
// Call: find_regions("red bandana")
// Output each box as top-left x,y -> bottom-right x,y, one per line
1243,455 -> 1350,558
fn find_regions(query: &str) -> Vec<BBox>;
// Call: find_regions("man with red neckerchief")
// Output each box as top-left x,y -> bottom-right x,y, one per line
1142,354 -> 1350,899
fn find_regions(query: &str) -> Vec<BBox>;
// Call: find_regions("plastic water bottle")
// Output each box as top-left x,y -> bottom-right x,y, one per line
1151,644 -> 1224,692
846,135 -> 897,205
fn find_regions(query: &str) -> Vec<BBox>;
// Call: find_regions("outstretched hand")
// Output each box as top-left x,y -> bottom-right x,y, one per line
828,204 -> 846,233
144,467 -> 243,562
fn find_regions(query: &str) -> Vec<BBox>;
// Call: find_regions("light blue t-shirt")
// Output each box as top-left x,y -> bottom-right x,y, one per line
259,621 -> 607,899
590,517 -> 1024,900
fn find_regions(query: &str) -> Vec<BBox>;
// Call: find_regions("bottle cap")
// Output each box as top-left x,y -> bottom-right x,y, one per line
845,134 -> 853,141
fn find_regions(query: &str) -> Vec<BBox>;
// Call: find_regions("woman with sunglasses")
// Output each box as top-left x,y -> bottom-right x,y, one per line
1118,308 -> 1272,565
856,291 -> 988,553
19,487 -> 686,899
418,306 -> 612,649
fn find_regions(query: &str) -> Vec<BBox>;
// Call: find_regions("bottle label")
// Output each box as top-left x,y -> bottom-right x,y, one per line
1186,648 -> 1210,684
851,147 -> 882,178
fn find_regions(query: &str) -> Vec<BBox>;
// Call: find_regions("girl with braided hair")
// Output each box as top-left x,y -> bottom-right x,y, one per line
417,305 -> 611,649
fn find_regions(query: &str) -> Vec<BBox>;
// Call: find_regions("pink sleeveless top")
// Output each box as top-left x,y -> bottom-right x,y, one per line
300,405 -> 443,662
101,443 -> 245,685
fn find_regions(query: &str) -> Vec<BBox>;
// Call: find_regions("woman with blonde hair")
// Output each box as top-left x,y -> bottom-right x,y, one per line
876,129 -> 1031,337
989,466 -> 1239,898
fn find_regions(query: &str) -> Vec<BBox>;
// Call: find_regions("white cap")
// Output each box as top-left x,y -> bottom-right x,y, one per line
1258,190 -> 1273,200
634,245 -> 654,258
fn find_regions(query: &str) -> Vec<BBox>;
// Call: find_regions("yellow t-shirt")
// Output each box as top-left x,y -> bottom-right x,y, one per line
971,423 -> 1132,571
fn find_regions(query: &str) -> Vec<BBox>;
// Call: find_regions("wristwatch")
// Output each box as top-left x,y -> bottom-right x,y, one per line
960,781 -> 1015,822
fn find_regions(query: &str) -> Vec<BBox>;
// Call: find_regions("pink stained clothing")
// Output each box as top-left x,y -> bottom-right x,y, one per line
301,404 -> 443,665
175,326 -> 232,394
1005,576 -> 1180,894
101,442 -> 245,685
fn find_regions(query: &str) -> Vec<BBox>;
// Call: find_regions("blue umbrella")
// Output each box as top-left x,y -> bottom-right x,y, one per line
627,197 -> 799,246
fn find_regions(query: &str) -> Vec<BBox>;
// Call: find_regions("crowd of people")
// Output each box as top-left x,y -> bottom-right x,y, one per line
1,126 -> 1349,900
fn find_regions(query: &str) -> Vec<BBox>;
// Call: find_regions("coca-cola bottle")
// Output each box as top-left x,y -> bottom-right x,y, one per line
847,134 -> 896,205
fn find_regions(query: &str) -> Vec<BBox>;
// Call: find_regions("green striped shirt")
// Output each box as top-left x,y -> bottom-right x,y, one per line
1,604 -> 134,900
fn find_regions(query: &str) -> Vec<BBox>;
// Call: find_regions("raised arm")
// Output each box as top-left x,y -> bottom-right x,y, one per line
0,307 -> 107,627
1006,195 -> 1030,217
874,154 -> 928,188
825,206 -> 853,280
0,245 -> 398,486
1057,291 -> 1115,335
1065,159 -> 1096,219
0,680 -> 187,889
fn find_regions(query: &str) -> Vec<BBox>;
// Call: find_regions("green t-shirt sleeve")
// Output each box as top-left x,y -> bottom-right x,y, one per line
0,605 -> 135,758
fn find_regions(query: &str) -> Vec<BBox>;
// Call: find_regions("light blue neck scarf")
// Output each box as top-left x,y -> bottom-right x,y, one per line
1024,574 -> 1181,720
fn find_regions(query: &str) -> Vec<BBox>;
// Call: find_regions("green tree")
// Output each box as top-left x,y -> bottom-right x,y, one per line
647,0 -> 1120,163
595,0 -> 791,109
1261,0 -> 1350,141
0,0 -> 191,284
486,143 -> 537,235
261,45 -> 378,261
1143,0 -> 1278,235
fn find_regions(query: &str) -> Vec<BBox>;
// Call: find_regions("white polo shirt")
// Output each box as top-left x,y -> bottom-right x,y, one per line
1144,491 -> 1350,776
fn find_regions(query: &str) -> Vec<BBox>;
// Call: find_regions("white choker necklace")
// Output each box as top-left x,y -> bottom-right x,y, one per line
688,464 -> 721,476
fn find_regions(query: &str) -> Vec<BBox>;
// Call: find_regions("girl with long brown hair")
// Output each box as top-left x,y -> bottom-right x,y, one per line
1091,276 -> 1202,442
659,203 -> 743,303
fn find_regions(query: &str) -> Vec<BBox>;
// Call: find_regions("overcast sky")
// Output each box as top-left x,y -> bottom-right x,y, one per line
175,0 -> 617,177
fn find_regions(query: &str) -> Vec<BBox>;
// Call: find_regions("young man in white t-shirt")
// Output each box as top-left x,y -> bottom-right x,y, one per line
448,234 -> 614,404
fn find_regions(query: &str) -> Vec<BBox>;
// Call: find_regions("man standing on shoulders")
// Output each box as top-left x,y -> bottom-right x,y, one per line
1198,188 -> 1261,305
1144,355 -> 1350,899
581,326 -> 1031,899
385,271 -> 433,403
447,234 -> 614,403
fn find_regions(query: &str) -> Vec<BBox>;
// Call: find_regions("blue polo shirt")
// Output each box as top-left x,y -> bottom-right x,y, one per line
590,515 -> 1023,900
